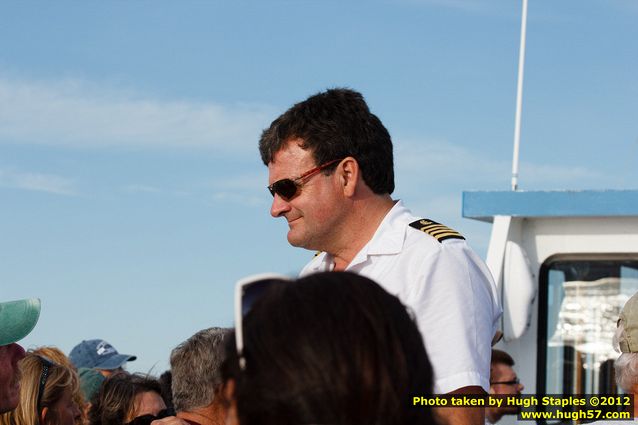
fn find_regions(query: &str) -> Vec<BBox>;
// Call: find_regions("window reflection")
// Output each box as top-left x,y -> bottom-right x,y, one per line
545,260 -> 638,395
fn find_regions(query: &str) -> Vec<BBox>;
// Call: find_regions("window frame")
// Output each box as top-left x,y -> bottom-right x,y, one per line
537,253 -> 638,397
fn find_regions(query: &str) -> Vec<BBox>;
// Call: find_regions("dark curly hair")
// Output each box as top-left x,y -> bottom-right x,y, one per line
259,88 -> 395,194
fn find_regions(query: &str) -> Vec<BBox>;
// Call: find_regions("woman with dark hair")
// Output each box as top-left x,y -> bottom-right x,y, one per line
224,271 -> 438,425
88,373 -> 172,425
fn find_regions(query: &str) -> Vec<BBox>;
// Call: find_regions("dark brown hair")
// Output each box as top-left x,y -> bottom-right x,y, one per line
491,349 -> 515,367
88,374 -> 161,425
259,88 -> 395,194
223,271 -> 436,425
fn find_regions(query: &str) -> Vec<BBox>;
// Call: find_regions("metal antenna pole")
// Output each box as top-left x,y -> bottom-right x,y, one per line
511,0 -> 528,191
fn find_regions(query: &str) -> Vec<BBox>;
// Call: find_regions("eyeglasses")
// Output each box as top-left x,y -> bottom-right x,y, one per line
124,408 -> 176,425
35,355 -> 57,422
267,159 -> 343,201
491,377 -> 520,386
234,273 -> 290,370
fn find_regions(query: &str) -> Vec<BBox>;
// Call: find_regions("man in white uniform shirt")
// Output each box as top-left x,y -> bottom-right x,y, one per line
259,88 -> 501,425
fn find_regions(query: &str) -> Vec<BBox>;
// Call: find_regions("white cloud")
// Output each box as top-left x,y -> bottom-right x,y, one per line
0,76 -> 277,151
519,162 -> 607,188
211,173 -> 267,191
395,137 -> 506,187
400,0 -> 494,14
408,194 -> 461,223
0,168 -> 77,195
393,137 -> 621,256
123,184 -> 162,194
211,191 -> 264,208
210,173 -> 270,207
614,0 -> 638,14
394,137 -> 609,192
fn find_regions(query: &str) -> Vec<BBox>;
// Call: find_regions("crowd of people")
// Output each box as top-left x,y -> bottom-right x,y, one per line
3,275 -> 638,425
1,272 -> 439,425
1,87 -> 633,425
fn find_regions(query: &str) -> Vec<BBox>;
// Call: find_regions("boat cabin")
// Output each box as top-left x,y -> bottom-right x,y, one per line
463,189 -> 638,399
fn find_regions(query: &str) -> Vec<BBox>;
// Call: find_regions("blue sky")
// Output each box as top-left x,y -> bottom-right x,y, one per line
1,0 -> 636,374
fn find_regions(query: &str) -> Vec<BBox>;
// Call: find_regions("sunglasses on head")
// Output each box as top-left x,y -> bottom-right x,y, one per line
234,273 -> 290,370
267,158 -> 343,201
35,355 -> 57,423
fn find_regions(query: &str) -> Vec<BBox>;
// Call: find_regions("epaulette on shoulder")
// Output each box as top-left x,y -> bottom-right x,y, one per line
409,219 -> 465,243
313,251 -> 322,258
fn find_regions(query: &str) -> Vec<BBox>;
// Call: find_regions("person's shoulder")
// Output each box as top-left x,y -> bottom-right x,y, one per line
397,217 -> 471,265
406,218 -> 466,244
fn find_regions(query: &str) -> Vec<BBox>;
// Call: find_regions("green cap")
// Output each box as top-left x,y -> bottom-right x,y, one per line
78,368 -> 105,402
0,298 -> 41,346
618,293 -> 638,353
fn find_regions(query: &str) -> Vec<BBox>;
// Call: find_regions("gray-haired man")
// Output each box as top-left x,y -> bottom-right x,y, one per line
170,327 -> 231,425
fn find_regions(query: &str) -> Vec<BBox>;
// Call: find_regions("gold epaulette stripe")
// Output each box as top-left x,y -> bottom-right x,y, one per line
313,251 -> 322,258
433,231 -> 463,239
409,219 -> 465,243
419,223 -> 444,230
421,224 -> 450,233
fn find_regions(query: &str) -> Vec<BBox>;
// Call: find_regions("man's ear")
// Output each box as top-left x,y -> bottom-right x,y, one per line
339,157 -> 360,197
222,379 -> 240,425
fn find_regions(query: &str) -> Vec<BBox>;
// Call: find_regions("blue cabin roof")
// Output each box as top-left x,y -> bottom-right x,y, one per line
462,189 -> 638,223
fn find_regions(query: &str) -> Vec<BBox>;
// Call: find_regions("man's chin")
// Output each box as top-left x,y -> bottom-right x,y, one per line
287,232 -> 305,248
287,231 -> 314,250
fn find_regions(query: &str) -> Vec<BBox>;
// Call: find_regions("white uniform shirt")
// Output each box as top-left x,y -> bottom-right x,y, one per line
300,200 -> 502,394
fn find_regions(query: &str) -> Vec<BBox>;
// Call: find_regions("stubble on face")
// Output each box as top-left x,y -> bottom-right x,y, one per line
0,344 -> 24,413
268,140 -> 344,252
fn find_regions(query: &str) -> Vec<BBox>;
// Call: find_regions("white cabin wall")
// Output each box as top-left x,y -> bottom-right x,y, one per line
529,217 -> 638,260
494,217 -> 539,395
494,216 -> 638,406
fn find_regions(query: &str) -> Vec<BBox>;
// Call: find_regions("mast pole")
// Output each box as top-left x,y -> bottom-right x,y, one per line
511,0 -> 528,191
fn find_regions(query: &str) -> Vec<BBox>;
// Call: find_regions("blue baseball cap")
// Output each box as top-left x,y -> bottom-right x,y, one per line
69,339 -> 136,370
0,298 -> 41,346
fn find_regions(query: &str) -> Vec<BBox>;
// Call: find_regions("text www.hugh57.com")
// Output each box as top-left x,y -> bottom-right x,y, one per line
519,409 -> 631,421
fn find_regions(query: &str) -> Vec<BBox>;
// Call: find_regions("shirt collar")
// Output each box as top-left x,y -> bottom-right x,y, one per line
308,200 -> 412,271
347,199 -> 412,268
363,199 -> 410,254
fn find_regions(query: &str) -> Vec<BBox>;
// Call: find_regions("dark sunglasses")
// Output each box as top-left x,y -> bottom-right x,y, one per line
35,355 -> 57,422
234,273 -> 290,370
124,408 -> 175,425
267,159 -> 343,201
491,377 -> 520,386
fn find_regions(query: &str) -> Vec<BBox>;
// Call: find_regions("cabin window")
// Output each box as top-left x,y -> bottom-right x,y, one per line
541,258 -> 638,396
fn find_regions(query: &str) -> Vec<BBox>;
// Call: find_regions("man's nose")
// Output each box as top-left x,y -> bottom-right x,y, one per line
270,194 -> 291,218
